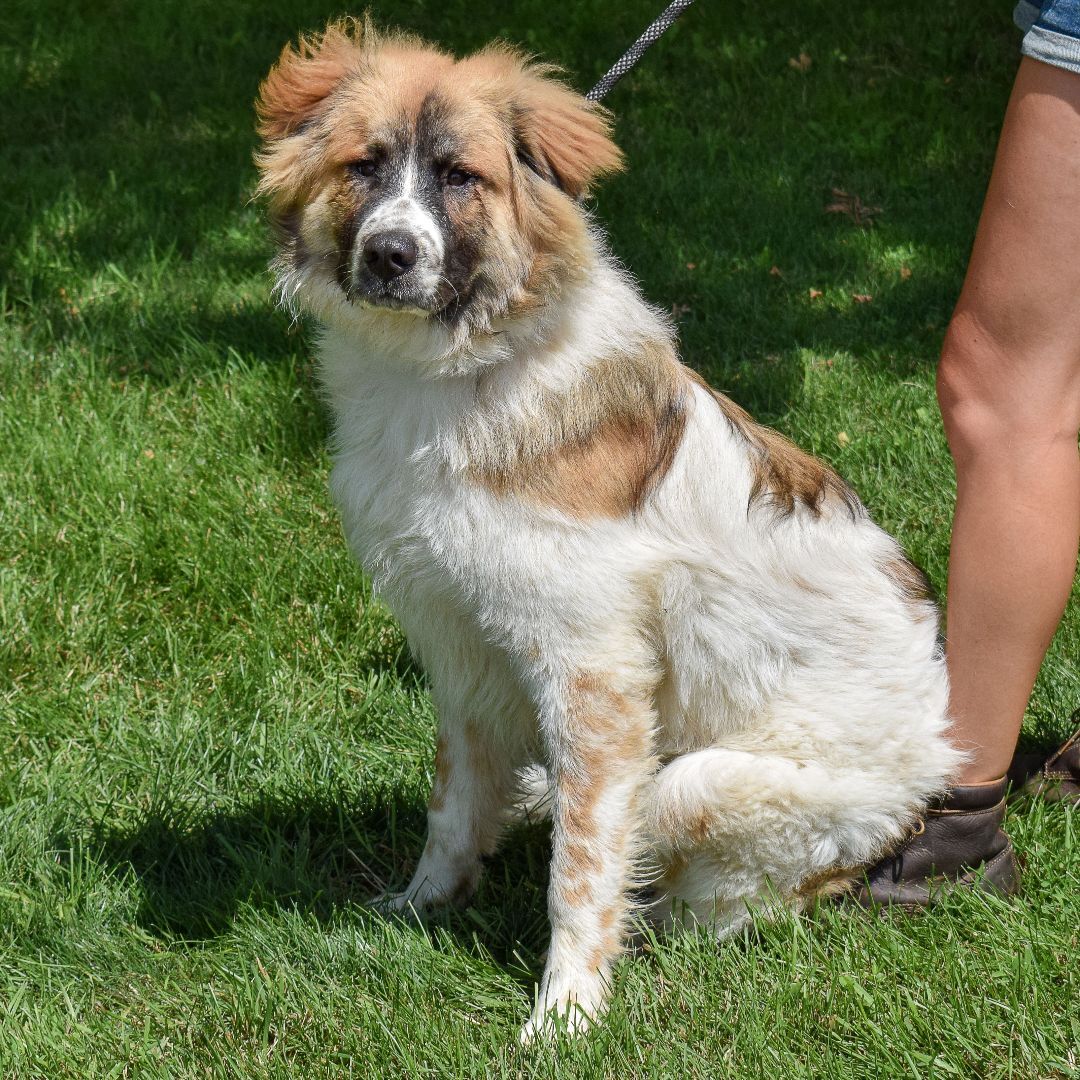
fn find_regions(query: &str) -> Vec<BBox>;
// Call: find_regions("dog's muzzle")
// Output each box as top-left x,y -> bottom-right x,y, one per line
346,189 -> 450,313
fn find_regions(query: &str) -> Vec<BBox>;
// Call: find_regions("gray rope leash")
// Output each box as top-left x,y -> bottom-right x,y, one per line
585,0 -> 698,102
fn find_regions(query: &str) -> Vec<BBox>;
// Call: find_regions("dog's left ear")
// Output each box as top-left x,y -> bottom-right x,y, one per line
510,66 -> 624,198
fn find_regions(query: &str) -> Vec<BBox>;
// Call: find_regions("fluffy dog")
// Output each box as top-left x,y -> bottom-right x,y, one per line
255,20 -> 961,1038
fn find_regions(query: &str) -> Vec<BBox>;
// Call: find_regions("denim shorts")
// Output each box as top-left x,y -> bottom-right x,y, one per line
1015,0 -> 1080,74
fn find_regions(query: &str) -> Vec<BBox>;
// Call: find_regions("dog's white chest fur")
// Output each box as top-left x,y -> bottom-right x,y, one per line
323,356 -> 461,599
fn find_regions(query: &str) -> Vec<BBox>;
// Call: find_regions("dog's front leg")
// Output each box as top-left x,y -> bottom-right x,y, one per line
522,670 -> 657,1040
382,689 -> 521,915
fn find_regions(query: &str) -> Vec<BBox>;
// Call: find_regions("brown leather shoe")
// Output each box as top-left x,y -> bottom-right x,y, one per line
851,778 -> 1019,909
1010,712 -> 1080,805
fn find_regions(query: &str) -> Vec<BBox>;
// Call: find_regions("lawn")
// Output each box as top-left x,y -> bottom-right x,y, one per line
1,0 -> 1077,1076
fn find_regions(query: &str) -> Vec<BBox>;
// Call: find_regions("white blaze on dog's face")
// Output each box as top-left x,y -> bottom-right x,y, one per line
255,21 -> 624,345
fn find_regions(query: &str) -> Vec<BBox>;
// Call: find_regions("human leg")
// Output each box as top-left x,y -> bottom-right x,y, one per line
855,56 -> 1080,906
937,56 -> 1080,786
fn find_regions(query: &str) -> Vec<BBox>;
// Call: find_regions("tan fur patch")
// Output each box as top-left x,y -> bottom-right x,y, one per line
552,671 -> 654,920
561,839 -> 603,879
469,340 -> 688,519
587,945 -> 610,973
794,866 -> 858,903
686,369 -> 860,519
451,45 -> 623,198
558,776 -> 601,837
472,350 -> 857,523
505,61 -> 623,198
686,810 -> 713,847
567,673 -> 653,761
256,19 -> 366,141
558,878 -> 595,908
362,42 -> 455,121
428,735 -> 451,814
881,555 -> 936,611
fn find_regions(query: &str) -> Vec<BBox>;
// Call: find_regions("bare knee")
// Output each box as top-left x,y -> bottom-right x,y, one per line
937,312 -> 1080,471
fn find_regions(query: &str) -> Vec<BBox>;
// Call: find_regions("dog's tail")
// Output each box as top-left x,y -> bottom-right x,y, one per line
643,747 -> 929,932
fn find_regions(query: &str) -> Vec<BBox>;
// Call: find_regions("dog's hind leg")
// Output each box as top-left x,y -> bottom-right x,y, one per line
644,747 -> 914,935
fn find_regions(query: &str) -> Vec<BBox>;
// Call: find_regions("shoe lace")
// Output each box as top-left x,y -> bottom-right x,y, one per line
888,817 -> 926,884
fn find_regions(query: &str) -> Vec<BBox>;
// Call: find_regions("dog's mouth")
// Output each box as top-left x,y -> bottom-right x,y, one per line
357,290 -> 433,315
346,274 -> 468,321
340,268 -> 436,314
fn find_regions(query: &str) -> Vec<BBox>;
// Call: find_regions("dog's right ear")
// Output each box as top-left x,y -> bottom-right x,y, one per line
256,20 -> 361,141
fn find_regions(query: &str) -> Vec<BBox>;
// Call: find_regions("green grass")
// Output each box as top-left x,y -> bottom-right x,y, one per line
1,0 -> 1078,1075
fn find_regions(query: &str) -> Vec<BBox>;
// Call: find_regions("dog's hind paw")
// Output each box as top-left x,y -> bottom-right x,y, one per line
506,763 -> 554,826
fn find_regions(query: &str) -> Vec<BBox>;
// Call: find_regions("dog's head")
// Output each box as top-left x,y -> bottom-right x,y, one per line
255,20 -> 623,357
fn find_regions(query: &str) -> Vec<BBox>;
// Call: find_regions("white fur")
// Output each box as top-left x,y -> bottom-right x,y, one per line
287,227 -> 960,1038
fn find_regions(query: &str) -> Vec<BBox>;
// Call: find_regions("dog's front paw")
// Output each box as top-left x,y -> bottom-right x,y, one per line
369,865 -> 478,918
368,890 -> 424,920
519,972 -> 607,1043
519,1003 -> 595,1045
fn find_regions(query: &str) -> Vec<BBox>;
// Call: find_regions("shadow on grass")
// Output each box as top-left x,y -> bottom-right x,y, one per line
47,290 -> 313,385
88,788 -> 554,969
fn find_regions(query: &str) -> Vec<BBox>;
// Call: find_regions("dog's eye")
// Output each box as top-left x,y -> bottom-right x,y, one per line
445,168 -> 472,188
351,160 -> 378,178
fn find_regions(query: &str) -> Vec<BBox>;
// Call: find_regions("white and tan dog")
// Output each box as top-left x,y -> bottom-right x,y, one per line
255,20 -> 961,1038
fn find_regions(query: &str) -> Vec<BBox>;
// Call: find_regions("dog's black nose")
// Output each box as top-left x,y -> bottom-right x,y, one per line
362,231 -> 418,282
